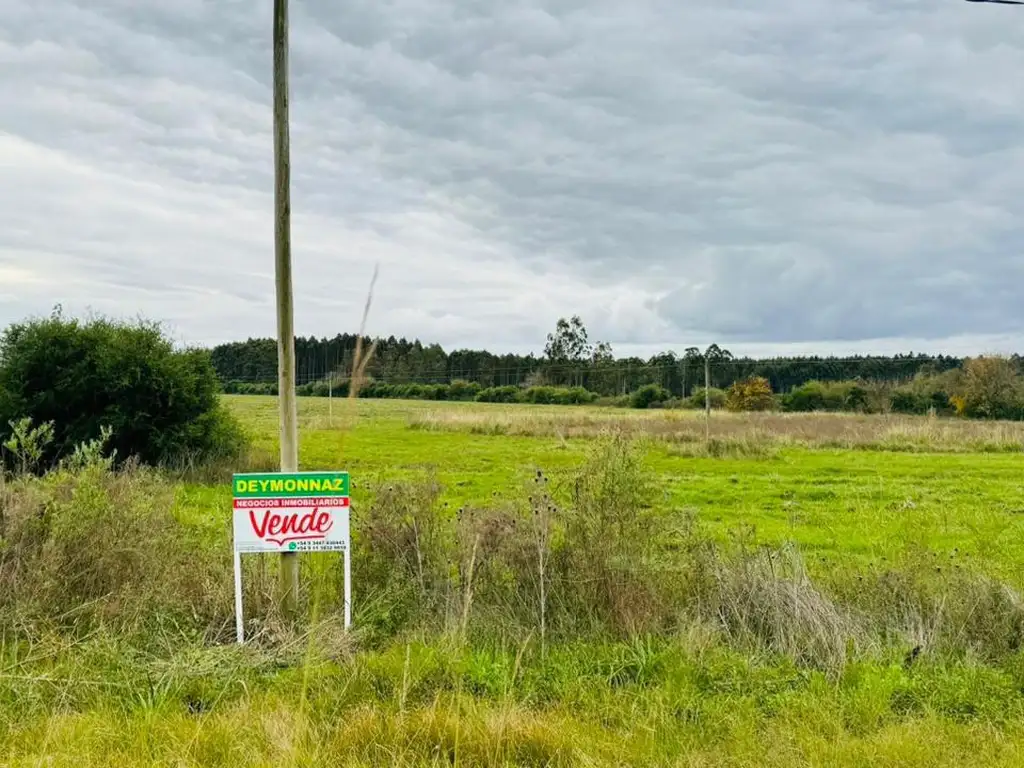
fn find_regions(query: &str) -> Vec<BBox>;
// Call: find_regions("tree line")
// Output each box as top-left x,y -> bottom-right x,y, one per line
210,315 -> 973,398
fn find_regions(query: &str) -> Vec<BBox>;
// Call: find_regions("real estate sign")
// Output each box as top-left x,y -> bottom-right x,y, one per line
231,471 -> 352,642
232,471 -> 350,553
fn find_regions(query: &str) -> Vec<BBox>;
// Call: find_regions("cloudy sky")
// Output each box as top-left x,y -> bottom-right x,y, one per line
2,0 -> 1023,357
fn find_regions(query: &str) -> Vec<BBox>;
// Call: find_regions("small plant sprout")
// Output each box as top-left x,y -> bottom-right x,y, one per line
3,417 -> 55,476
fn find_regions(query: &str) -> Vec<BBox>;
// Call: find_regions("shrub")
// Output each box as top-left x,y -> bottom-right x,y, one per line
958,356 -> 1024,420
518,386 -> 597,405
360,381 -> 448,401
782,380 -> 867,413
2,417 -> 55,475
860,380 -> 895,414
555,386 -> 599,405
225,381 -> 278,396
297,378 -> 341,398
844,383 -> 869,412
518,386 -> 559,405
687,387 -> 727,410
782,381 -> 830,412
890,390 -> 933,415
0,313 -> 246,470
448,380 -> 482,401
890,370 -> 961,416
476,386 -> 520,403
726,376 -> 775,412
630,384 -> 671,409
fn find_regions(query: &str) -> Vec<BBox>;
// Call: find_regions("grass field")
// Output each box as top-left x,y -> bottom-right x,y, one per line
239,397 -> 1024,584
4,395 -> 1024,766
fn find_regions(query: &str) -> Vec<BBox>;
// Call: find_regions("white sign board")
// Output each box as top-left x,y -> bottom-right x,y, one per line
233,497 -> 350,553
231,471 -> 352,642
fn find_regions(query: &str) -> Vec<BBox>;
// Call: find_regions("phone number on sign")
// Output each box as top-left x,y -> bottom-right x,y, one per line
286,540 -> 349,552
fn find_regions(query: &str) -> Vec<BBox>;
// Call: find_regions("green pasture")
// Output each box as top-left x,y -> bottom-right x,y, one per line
5,395 -> 1024,767
211,396 -> 1024,585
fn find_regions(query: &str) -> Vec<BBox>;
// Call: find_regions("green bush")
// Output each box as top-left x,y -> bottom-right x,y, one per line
0,312 -> 246,470
299,377 -> 352,398
845,384 -> 869,412
476,386 -> 520,403
687,387 -> 727,410
630,384 -> 671,409
782,381 -> 828,412
223,380 -> 278,396
782,380 -> 868,413
519,386 -> 597,405
557,386 -> 599,405
518,386 -> 559,405
448,380 -> 482,401
887,370 -> 960,415
890,390 -> 934,415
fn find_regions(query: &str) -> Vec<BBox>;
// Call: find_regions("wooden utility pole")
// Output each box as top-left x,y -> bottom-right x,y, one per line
273,0 -> 300,617
704,352 -> 711,441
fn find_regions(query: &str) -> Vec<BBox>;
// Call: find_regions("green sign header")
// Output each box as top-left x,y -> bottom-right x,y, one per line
233,471 -> 350,498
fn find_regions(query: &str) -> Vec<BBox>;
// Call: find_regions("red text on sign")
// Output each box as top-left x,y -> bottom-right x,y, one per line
248,507 -> 334,546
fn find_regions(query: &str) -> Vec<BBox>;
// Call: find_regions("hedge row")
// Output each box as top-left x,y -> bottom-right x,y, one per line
222,379 -> 599,406
220,378 -> 731,410
778,380 -> 956,416
221,375 -> 1007,417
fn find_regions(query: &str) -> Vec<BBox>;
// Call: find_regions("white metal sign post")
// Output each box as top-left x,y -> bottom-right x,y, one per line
232,471 -> 351,643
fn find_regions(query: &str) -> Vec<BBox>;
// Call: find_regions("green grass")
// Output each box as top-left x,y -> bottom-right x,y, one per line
5,395 -> 1024,766
226,396 -> 1024,585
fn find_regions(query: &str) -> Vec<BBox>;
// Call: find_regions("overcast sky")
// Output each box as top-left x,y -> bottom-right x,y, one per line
2,0 -> 1023,357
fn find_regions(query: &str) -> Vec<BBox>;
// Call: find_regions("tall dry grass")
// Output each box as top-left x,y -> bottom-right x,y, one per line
0,462 -> 234,640
408,407 -> 1024,454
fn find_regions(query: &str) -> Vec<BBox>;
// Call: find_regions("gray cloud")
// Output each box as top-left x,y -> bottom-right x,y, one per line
1,0 -> 1023,354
